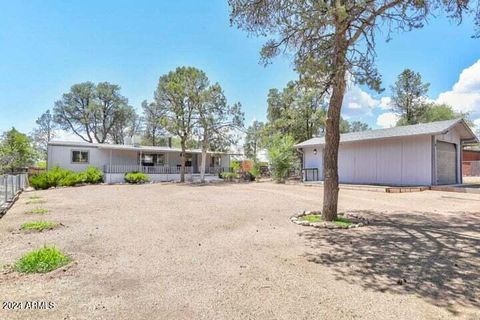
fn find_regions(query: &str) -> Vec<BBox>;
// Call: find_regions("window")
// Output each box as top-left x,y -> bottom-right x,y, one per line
72,150 -> 89,163
141,153 -> 165,166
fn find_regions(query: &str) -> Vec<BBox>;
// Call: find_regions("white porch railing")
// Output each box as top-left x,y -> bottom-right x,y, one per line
103,165 -> 231,175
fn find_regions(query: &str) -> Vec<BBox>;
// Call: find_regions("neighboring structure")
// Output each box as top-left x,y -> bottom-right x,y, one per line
47,141 -> 232,183
295,119 -> 478,186
463,147 -> 480,177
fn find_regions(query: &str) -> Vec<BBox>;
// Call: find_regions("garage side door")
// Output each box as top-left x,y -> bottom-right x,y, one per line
436,141 -> 457,185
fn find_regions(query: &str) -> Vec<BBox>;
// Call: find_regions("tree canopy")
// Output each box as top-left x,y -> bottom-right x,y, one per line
391,69 -> 430,125
244,120 -> 266,159
31,110 -> 56,159
0,128 -> 36,173
53,82 -> 134,143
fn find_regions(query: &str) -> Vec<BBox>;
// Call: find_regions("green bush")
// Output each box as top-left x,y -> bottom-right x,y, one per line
15,246 -> 71,273
249,161 -> 261,181
124,172 -> 149,184
30,166 -> 103,190
59,172 -> 83,187
29,174 -> 50,190
221,172 -> 238,181
267,134 -> 296,183
83,166 -> 103,184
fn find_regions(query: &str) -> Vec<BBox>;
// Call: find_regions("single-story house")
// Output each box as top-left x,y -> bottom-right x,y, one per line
295,118 -> 478,186
47,140 -> 232,183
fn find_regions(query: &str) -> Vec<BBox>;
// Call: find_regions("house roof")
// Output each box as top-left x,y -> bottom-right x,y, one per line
294,118 -> 478,148
48,140 -> 228,154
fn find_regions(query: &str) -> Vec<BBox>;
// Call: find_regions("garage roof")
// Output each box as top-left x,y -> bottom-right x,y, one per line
295,118 -> 478,148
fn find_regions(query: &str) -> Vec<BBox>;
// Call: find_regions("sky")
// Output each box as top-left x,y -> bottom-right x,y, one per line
0,0 -> 479,138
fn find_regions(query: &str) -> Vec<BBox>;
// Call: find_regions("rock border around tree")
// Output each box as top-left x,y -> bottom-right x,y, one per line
290,211 -> 369,229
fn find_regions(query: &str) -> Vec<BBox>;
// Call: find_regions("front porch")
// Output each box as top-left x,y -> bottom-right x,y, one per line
96,144 -> 232,183
103,164 -> 232,184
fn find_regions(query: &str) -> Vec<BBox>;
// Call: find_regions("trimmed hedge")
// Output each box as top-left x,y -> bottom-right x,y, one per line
30,166 -> 103,190
124,172 -> 149,184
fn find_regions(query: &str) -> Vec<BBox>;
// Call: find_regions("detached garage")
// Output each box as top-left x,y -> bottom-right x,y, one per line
295,118 -> 478,186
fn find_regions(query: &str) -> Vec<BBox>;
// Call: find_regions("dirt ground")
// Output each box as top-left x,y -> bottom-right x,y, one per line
0,182 -> 479,320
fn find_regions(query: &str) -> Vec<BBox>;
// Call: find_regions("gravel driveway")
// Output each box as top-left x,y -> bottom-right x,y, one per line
0,182 -> 479,320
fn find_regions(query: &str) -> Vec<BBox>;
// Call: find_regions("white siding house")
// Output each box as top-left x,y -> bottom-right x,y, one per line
47,141 -> 232,183
295,119 -> 478,186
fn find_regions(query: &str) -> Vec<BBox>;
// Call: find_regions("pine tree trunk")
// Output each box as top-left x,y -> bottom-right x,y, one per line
180,139 -> 186,183
322,31 -> 347,222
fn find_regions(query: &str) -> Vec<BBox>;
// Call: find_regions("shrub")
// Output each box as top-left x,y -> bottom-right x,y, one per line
267,134 -> 296,183
83,166 -> 103,184
124,172 -> 149,184
15,246 -> 71,273
249,161 -> 262,181
21,221 -> 58,232
59,172 -> 84,187
29,174 -> 49,190
221,172 -> 238,181
30,166 -> 72,189
30,166 -> 103,190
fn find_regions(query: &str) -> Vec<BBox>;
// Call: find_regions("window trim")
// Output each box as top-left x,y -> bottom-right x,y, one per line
71,150 -> 90,164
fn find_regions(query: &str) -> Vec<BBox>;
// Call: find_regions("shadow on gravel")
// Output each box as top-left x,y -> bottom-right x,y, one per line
300,210 -> 480,314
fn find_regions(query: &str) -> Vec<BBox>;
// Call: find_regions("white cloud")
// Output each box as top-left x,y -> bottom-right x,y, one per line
376,112 -> 399,128
379,97 -> 392,110
474,118 -> 480,135
436,60 -> 480,117
342,85 -> 379,114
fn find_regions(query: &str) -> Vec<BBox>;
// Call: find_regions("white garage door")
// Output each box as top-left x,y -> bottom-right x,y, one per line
436,141 -> 457,185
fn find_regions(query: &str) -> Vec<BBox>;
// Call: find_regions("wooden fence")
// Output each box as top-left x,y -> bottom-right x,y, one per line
463,161 -> 480,176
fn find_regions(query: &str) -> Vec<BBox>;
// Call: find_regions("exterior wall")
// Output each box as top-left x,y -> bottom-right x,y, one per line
47,144 -> 107,172
48,145 -> 138,172
303,146 -> 323,180
434,127 -> 462,184
302,135 -> 433,186
48,144 -> 232,174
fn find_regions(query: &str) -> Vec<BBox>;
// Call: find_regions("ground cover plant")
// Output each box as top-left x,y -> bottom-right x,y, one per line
21,221 -> 59,232
302,214 -> 353,228
15,246 -> 71,273
25,208 -> 48,214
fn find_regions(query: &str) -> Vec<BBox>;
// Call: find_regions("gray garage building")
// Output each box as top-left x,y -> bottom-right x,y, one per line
295,118 -> 478,186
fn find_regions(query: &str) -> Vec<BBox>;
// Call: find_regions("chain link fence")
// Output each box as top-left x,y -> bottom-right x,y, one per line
0,173 -> 28,210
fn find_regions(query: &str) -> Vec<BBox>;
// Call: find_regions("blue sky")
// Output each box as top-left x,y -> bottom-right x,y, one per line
1,0 -> 479,136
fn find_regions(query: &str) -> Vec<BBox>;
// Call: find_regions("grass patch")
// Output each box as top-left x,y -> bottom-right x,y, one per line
26,199 -> 46,205
29,195 -> 42,200
15,246 -> 71,273
25,208 -> 49,215
21,221 -> 59,232
302,214 -> 354,228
